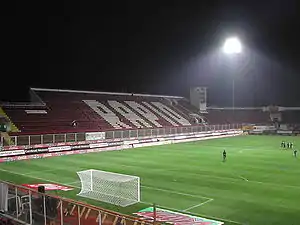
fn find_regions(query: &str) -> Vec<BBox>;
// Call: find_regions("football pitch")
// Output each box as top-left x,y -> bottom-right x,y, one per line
0,135 -> 299,225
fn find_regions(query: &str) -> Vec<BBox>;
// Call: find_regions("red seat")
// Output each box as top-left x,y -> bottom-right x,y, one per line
4,89 -> 194,134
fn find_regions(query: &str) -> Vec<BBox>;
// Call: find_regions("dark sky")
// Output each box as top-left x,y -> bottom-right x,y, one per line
2,0 -> 300,106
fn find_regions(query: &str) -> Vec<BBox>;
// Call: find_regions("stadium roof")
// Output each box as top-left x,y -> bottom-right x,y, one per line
31,87 -> 184,99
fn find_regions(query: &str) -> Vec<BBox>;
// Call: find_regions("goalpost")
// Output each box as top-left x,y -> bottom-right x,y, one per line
77,169 -> 140,207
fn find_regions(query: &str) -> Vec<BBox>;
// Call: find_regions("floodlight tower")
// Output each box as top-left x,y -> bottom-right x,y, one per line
222,37 -> 242,110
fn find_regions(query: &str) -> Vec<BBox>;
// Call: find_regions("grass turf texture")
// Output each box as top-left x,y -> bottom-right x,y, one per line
0,135 -> 300,225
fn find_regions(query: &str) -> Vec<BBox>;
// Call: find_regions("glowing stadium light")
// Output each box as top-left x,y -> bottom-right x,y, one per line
223,37 -> 242,54
221,36 -> 243,110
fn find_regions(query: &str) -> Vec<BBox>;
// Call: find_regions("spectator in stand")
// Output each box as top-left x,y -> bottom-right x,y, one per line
71,120 -> 77,127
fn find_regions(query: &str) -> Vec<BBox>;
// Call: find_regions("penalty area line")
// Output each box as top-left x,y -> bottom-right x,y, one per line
141,185 -> 212,200
183,198 -> 214,211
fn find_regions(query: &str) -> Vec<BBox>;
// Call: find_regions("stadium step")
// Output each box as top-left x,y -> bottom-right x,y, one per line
0,107 -> 20,132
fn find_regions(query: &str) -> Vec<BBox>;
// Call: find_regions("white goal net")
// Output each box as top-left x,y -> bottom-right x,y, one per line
77,169 -> 140,207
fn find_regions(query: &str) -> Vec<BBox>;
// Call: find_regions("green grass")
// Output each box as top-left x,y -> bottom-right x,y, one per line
1,135 -> 300,225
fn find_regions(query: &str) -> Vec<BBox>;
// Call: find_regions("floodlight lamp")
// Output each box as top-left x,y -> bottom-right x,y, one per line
223,37 -> 242,54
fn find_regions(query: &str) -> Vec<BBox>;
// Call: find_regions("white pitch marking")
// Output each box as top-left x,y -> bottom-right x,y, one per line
111,163 -> 300,189
0,167 -> 213,200
141,200 -> 242,225
23,169 -> 59,175
19,166 -> 214,200
239,176 -> 249,182
3,163 -> 300,190
0,168 -> 244,224
183,199 -> 214,211
0,167 -> 81,189
141,185 -> 212,200
64,181 -> 81,185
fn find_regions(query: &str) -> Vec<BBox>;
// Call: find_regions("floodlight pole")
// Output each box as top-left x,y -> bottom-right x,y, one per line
232,78 -> 235,111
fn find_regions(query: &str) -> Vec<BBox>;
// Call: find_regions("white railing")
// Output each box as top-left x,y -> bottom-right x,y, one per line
1,124 -> 242,147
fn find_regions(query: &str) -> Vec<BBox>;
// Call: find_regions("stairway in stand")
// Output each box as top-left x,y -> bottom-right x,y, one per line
0,107 -> 19,132
0,132 -> 14,145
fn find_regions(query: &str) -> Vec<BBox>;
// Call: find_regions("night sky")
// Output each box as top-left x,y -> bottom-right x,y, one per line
2,0 -> 300,106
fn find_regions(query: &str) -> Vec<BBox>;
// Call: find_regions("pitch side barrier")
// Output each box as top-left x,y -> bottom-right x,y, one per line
249,130 -> 297,136
245,125 -> 299,136
0,130 -> 241,163
0,180 -> 153,225
1,124 -> 242,147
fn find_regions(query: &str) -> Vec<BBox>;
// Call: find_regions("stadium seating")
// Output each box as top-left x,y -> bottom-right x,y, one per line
281,111 -> 300,123
1,88 -> 276,135
2,89 -> 194,134
205,109 -> 271,124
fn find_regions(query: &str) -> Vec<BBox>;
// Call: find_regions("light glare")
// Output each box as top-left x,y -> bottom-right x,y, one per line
223,37 -> 242,54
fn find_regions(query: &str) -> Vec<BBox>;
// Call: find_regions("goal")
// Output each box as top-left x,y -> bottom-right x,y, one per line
77,169 -> 140,207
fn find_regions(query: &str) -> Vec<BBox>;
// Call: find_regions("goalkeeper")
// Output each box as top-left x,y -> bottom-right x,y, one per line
222,150 -> 227,162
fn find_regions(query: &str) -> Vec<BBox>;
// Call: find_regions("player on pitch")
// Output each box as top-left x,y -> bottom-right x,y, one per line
223,150 -> 227,162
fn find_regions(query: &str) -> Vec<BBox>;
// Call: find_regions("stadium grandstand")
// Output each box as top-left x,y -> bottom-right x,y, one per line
0,88 -> 272,134
1,87 -> 300,147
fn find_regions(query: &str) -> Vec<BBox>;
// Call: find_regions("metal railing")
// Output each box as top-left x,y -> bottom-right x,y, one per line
1,124 -> 242,147
0,181 -> 152,225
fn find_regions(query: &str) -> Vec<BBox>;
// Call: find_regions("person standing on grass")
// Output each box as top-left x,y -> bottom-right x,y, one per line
294,149 -> 297,158
281,141 -> 285,148
223,150 -> 227,162
287,142 -> 290,149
